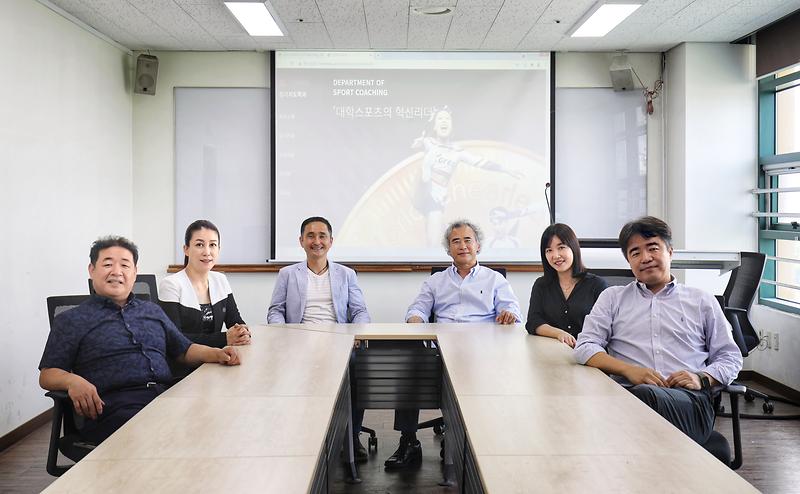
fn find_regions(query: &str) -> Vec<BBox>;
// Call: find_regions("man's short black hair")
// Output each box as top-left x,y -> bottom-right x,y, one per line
89,236 -> 139,265
300,216 -> 333,236
618,216 -> 673,259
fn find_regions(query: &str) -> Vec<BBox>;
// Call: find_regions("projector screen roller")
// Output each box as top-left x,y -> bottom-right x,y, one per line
275,51 -> 551,262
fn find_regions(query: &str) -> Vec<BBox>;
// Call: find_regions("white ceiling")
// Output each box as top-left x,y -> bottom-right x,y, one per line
43,0 -> 800,52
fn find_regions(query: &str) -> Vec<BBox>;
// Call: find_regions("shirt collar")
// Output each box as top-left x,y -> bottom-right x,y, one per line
449,261 -> 480,278
635,275 -> 677,295
92,292 -> 138,309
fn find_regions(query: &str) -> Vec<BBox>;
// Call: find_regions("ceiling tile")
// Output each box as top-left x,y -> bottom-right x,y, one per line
138,35 -> 187,50
538,0 -> 596,25
41,0 -> 800,52
316,0 -> 369,48
625,0 -> 695,24
407,9 -> 452,49
410,0 -> 457,7
254,37 -> 297,50
270,0 -> 323,23
215,35 -> 258,50
48,0 -> 92,14
131,0 -> 211,38
175,36 -> 225,50
364,0 -> 410,49
283,21 -> 333,49
482,0 -> 551,50
69,8 -> 143,46
179,3 -> 246,36
444,5 -> 501,49
78,0 -> 168,37
517,22 -> 566,50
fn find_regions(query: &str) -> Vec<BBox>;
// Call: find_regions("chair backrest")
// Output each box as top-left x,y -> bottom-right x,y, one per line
46,295 -> 92,328
718,252 -> 765,357
88,273 -> 158,301
44,295 -> 96,476
585,268 -> 636,287
721,252 -> 766,311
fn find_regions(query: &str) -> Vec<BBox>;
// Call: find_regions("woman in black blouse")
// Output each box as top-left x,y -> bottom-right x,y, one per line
159,220 -> 251,348
525,224 -> 607,347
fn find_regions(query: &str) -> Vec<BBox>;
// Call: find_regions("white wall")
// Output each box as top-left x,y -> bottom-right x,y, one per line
749,305 -> 800,389
0,0 -> 133,437
665,43 -> 757,294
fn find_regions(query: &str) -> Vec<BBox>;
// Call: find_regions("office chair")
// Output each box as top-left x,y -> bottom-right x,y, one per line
715,252 -> 776,413
88,273 -> 158,301
584,268 -> 635,286
44,295 -> 96,476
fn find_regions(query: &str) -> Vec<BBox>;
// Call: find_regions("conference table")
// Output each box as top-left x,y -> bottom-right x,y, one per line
43,323 -> 757,493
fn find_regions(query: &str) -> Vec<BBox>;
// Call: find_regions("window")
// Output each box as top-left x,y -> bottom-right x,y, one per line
776,240 -> 800,303
757,63 -> 800,311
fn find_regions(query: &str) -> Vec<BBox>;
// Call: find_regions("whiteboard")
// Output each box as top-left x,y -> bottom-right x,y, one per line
555,88 -> 647,239
174,87 -> 270,264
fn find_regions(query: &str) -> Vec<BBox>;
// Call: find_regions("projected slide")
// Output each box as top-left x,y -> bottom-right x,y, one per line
275,52 -> 550,262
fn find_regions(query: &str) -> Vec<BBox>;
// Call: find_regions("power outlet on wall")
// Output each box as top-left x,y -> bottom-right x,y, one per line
774,333 -> 779,351
758,330 -> 770,351
766,331 -> 772,349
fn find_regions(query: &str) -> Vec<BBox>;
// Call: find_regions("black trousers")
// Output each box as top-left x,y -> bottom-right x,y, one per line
628,384 -> 715,445
78,384 -> 166,444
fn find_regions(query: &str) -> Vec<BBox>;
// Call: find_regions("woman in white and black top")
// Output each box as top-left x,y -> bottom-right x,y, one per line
159,220 -> 251,348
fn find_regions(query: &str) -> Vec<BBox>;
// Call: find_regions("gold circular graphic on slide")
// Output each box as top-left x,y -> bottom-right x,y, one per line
338,140 -> 549,250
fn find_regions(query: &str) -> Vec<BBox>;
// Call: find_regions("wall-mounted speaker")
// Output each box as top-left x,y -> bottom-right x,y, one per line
609,54 -> 635,92
134,54 -> 159,95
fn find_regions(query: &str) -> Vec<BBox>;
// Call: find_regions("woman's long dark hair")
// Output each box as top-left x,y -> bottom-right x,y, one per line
540,223 -> 585,281
183,219 -> 220,267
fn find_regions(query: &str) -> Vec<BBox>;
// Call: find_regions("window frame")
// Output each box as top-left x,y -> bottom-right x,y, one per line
757,68 -> 800,314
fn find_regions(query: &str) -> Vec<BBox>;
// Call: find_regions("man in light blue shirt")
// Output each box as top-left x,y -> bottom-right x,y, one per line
405,220 -> 521,324
575,216 -> 742,445
384,220 -> 520,469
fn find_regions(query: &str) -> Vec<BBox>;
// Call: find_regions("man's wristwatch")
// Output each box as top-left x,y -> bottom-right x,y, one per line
696,372 -> 711,392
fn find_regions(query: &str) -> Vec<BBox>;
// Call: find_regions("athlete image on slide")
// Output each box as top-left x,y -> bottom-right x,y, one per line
412,107 -> 523,246
485,205 -> 537,248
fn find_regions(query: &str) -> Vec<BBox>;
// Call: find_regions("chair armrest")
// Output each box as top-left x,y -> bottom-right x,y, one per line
710,384 -> 747,397
725,384 -> 747,395
722,306 -> 747,314
45,390 -> 69,401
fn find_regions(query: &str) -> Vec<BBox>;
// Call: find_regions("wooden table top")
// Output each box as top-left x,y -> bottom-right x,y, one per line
44,323 -> 757,493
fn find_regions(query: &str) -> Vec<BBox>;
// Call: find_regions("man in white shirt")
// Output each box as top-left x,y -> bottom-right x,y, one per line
268,217 -> 370,325
267,217 -> 371,459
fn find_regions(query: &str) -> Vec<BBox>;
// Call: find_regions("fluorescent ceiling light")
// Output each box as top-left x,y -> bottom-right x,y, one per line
570,2 -> 642,38
225,2 -> 284,36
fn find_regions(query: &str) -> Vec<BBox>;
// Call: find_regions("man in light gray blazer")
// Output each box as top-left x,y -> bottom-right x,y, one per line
267,216 -> 371,462
267,216 -> 370,324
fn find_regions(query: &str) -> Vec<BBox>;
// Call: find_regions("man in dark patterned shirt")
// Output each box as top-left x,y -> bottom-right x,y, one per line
39,236 -> 241,444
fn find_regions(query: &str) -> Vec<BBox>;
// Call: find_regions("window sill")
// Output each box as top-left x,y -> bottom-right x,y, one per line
758,297 -> 800,316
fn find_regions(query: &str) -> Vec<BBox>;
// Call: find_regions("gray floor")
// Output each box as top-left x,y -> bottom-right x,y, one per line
2,383 -> 799,494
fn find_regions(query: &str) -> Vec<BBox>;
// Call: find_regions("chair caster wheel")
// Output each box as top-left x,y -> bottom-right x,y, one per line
433,423 -> 447,435
368,436 -> 378,451
763,401 -> 774,414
